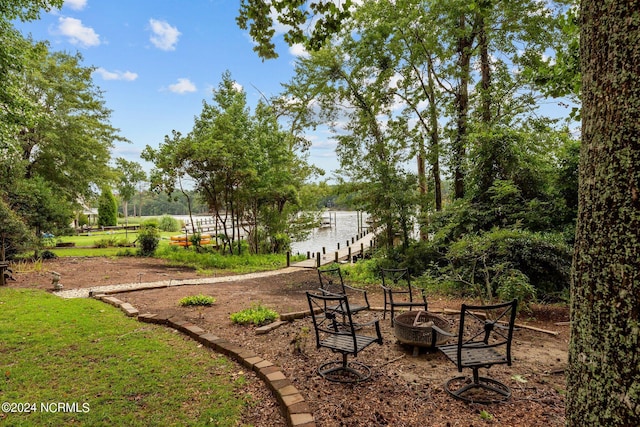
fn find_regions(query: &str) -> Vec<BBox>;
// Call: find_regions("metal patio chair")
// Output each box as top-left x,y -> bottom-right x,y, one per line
317,266 -> 370,315
306,291 -> 383,383
380,268 -> 428,326
434,299 -> 518,403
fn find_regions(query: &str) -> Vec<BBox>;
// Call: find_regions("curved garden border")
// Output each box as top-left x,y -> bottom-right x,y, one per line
92,293 -> 316,427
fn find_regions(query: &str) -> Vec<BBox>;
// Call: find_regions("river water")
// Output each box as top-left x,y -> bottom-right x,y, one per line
291,211 -> 370,255
169,211 -> 369,255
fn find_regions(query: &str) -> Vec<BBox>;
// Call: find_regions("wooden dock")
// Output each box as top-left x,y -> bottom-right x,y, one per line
292,232 -> 376,268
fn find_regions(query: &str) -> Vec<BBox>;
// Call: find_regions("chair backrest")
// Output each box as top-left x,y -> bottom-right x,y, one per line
381,268 -> 411,290
306,291 -> 359,353
318,266 -> 345,295
455,299 -> 518,369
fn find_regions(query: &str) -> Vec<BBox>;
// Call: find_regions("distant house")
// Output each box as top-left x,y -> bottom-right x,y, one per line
73,198 -> 98,228
82,207 -> 98,225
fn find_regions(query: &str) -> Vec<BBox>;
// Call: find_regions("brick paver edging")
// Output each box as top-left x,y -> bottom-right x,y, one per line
91,293 -> 316,427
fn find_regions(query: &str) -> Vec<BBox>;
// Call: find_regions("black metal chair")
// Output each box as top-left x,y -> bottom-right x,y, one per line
434,299 -> 518,403
306,291 -> 383,383
317,266 -> 370,315
380,268 -> 428,326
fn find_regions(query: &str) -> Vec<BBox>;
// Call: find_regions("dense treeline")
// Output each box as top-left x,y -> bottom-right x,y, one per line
261,0 -> 581,305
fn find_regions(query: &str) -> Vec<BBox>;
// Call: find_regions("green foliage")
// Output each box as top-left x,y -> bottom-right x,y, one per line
179,294 -> 216,307
0,197 -> 35,261
495,269 -> 536,308
7,176 -> 73,236
93,237 -> 131,248
156,245 -> 297,274
420,228 -> 571,303
137,224 -> 160,257
230,303 -> 278,326
39,250 -> 57,260
141,218 -> 160,228
77,213 -> 89,227
97,187 -> 118,227
144,72 -> 314,256
158,215 -> 182,232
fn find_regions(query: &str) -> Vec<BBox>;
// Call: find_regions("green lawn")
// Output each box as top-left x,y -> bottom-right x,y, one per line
0,288 -> 253,426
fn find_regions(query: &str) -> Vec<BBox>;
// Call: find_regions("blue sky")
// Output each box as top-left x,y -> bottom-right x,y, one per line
15,0 -> 339,179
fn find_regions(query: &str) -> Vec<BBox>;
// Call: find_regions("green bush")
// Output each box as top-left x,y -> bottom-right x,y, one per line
142,218 -> 160,228
77,213 -> 89,227
137,224 -> 160,256
179,294 -> 216,307
495,269 -> 537,309
230,304 -> 278,326
159,215 -> 182,232
437,228 -> 571,302
39,250 -> 57,260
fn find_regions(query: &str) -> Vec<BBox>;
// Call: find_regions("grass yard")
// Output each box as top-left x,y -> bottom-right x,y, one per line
0,288 -> 253,426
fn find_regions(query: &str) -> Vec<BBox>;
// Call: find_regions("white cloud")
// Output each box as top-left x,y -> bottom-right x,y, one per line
64,0 -> 87,10
57,17 -> 100,47
149,19 -> 181,51
168,78 -> 196,94
94,68 -> 138,81
232,82 -> 243,92
289,43 -> 309,58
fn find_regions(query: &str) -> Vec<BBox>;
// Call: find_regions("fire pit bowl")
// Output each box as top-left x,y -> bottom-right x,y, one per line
394,311 -> 451,348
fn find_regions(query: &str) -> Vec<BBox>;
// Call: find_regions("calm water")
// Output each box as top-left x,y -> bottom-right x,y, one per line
291,211 -> 370,255
168,211 -> 369,255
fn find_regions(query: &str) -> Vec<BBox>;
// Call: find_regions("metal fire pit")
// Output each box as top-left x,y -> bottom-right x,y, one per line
393,311 -> 451,351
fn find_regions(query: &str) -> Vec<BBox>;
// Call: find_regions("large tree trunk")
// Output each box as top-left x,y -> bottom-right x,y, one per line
453,15 -> 473,200
567,1 -> 640,425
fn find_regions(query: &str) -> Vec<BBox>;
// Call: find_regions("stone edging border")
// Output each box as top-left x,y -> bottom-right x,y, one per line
91,293 -> 316,427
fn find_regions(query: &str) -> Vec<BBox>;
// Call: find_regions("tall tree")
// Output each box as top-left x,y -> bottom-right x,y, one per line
115,158 -> 146,225
1,1 -> 63,183
16,44 -> 124,201
142,130 -> 199,233
97,187 -> 118,227
567,0 -> 640,424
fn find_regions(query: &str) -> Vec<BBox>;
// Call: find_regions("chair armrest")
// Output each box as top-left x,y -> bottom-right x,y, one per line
381,285 -> 410,295
317,288 -> 342,297
431,324 -> 456,338
344,284 -> 367,295
431,324 -> 456,348
343,284 -> 370,308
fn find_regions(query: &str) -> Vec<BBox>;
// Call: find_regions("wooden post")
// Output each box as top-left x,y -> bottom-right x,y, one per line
337,242 -> 340,250
286,251 -> 290,267
307,251 -> 310,259
348,247 -> 352,263
335,251 -> 339,263
316,252 -> 321,268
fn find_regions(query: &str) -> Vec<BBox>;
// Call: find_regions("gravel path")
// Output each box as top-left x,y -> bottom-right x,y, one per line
53,266 -> 307,299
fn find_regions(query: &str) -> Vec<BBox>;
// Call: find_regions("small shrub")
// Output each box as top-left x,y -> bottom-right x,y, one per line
115,248 -> 136,257
179,294 -> 216,307
230,304 -> 278,326
496,269 -> 537,307
39,250 -> 57,260
116,238 -> 131,247
137,225 -> 160,256
159,215 -> 182,232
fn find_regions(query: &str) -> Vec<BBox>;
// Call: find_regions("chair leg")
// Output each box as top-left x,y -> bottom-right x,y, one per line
444,369 -> 511,404
317,354 -> 372,383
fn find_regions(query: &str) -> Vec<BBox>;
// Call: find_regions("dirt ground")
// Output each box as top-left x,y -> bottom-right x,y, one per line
8,257 -> 569,426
